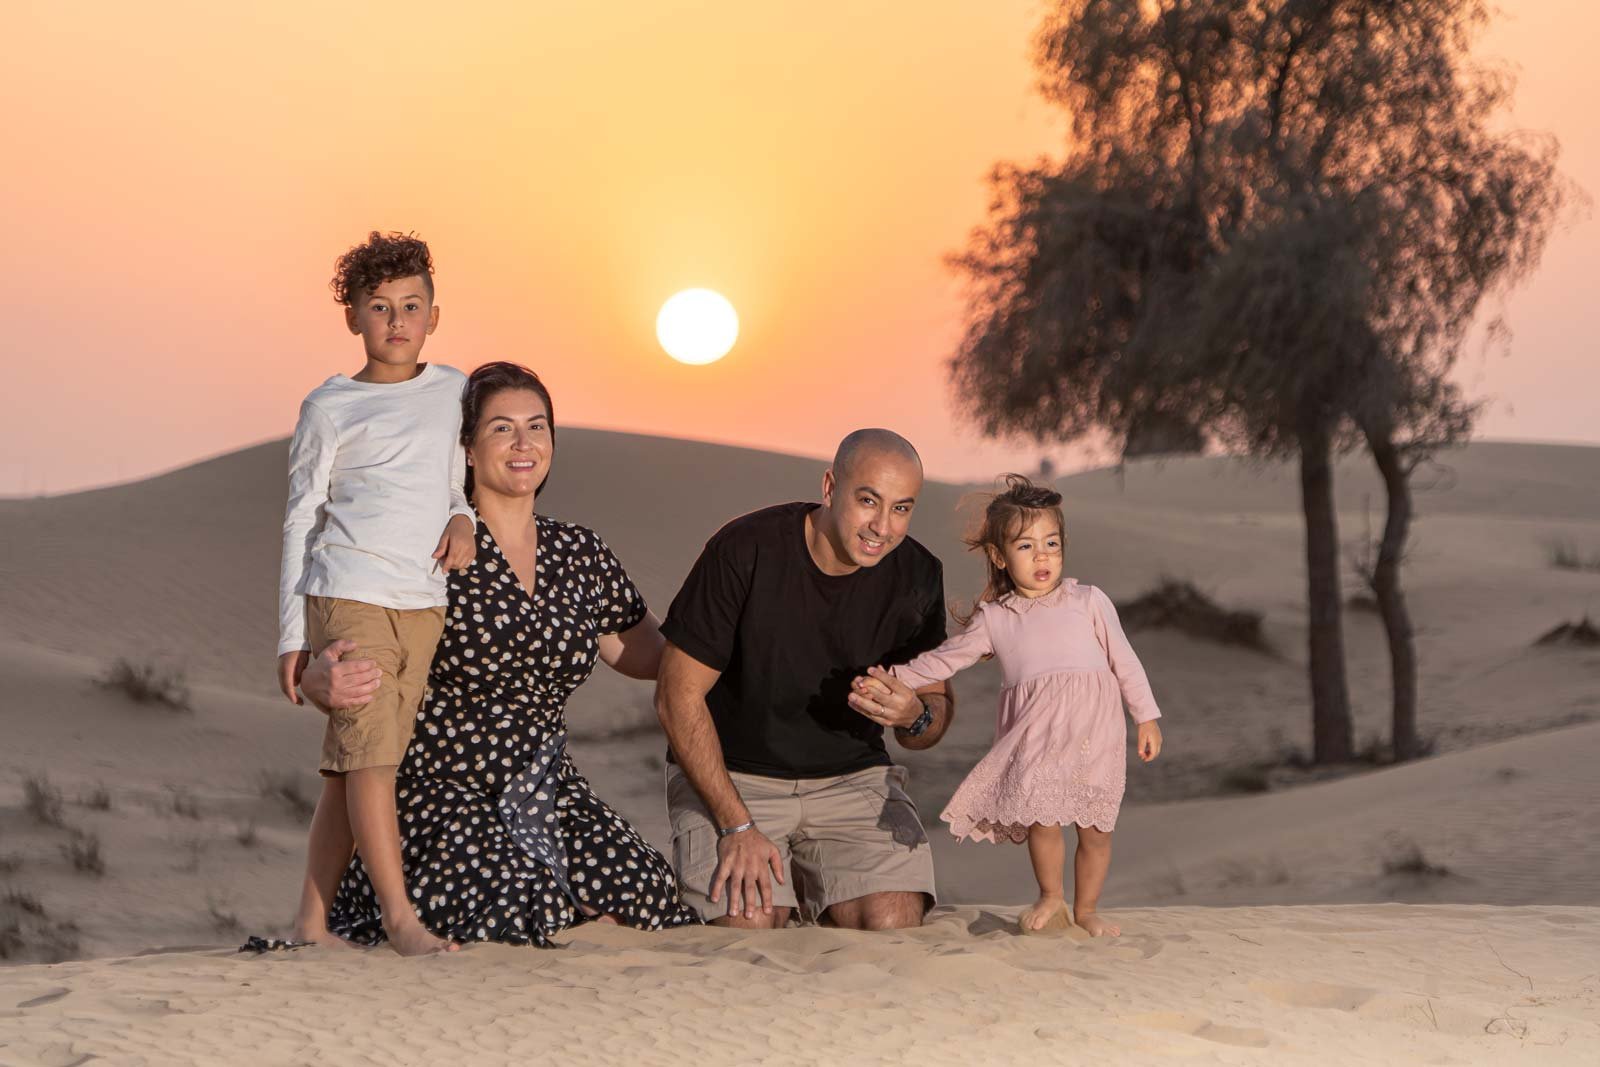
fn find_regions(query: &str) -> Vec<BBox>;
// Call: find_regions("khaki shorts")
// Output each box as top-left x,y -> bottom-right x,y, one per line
305,596 -> 445,776
666,763 -> 937,923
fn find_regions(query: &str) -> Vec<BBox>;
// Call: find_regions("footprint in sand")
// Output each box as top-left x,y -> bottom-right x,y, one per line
1105,934 -> 1163,960
1124,1011 -> 1270,1048
1252,979 -> 1374,1012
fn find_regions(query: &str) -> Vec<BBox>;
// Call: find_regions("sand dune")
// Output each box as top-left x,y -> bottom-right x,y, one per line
3,433 -> 1599,1062
1,905 -> 1595,1065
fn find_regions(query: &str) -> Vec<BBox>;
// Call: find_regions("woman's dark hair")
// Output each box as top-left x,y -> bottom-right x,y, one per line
330,231 -> 434,305
955,474 -> 1067,625
461,362 -> 556,499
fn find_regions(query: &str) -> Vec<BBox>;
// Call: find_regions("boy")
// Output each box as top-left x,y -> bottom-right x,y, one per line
277,231 -> 475,955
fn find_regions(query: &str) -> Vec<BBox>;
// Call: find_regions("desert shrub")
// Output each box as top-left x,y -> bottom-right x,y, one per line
235,821 -> 260,848
1380,835 -> 1452,879
79,784 -> 113,811
24,776 -> 65,827
0,896 -> 80,964
1546,540 -> 1600,573
4,888 -> 45,916
97,658 -> 192,712
1119,578 -> 1269,651
207,896 -> 242,935
169,786 -> 203,820
61,830 -> 105,877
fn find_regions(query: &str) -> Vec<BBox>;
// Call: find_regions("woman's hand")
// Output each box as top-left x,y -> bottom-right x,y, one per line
299,639 -> 382,711
433,514 -> 476,573
1137,720 -> 1163,762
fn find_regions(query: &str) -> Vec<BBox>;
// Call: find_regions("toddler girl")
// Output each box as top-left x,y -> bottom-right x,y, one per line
890,476 -> 1162,937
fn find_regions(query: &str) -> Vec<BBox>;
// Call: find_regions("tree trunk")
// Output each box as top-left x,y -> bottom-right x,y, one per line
1367,429 -> 1421,761
1299,422 -> 1354,763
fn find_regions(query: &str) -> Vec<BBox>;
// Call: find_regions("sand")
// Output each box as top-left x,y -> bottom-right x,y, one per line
2,434 -> 1598,1063
2,906 -> 1595,1065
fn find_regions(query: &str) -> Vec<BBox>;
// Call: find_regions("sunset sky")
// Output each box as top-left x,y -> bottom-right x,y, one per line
3,1 -> 1594,496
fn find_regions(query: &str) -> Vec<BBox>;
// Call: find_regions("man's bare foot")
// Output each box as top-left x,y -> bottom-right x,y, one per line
1019,895 -> 1070,932
1075,910 -> 1121,937
385,921 -> 459,956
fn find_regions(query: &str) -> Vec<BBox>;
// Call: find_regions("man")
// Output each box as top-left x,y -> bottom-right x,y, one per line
655,429 -> 954,930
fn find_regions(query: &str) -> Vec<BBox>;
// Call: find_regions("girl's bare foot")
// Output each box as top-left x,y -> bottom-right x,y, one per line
386,920 -> 459,956
1019,894 -> 1070,932
1075,910 -> 1121,937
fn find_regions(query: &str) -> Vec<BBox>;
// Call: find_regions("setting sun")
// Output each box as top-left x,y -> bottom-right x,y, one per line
656,289 -> 739,366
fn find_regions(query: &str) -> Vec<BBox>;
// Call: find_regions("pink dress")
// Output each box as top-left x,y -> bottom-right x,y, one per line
891,579 -> 1161,842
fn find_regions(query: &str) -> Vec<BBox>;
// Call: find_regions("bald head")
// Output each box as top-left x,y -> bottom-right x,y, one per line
831,429 -> 922,482
812,429 -> 925,571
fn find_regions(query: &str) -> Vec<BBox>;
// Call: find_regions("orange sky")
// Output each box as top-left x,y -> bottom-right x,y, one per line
2,2 -> 1594,495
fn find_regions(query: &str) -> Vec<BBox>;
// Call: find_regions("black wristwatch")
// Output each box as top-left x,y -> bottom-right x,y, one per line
902,700 -> 935,738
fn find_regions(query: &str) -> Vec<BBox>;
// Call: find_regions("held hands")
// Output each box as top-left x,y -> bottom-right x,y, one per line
433,513 -> 476,574
296,639 -> 382,712
709,825 -> 785,921
846,666 -> 921,730
1137,720 -> 1163,762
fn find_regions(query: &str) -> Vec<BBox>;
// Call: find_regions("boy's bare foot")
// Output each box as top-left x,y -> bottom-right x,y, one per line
1075,910 -> 1121,937
1019,894 -> 1070,932
385,920 -> 459,956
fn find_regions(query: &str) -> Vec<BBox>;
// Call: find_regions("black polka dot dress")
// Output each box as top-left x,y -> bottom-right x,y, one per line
327,517 -> 701,947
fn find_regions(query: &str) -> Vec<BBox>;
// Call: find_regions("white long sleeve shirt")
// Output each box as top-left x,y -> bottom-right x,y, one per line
277,363 -> 474,655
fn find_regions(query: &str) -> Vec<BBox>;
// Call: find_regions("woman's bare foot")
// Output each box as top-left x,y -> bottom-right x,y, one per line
1019,894 -> 1070,932
1075,909 -> 1121,937
385,920 -> 459,956
291,923 -> 360,950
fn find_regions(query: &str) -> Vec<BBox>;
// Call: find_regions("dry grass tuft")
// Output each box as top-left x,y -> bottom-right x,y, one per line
169,786 -> 203,820
61,830 -> 106,877
97,657 -> 193,712
1546,540 -> 1600,573
0,891 -> 80,963
24,775 -> 65,828
1380,835 -> 1453,880
207,895 -> 242,936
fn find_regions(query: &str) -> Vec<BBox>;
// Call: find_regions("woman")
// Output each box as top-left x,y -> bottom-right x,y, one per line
301,361 -> 700,946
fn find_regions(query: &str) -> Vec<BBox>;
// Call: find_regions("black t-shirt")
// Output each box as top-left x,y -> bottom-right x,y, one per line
660,502 -> 947,779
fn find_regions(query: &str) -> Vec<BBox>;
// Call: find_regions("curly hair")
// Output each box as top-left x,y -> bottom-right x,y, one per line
955,474 -> 1067,625
330,231 -> 435,305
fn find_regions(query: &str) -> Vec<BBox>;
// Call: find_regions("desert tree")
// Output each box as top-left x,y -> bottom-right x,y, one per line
949,0 -> 1567,763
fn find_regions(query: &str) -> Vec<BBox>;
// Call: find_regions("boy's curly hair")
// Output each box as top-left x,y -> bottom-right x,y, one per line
330,231 -> 434,305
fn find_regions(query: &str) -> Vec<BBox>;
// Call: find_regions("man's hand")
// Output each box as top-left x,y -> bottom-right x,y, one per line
299,639 -> 381,711
433,513 -> 476,574
710,826 -> 785,921
1137,720 -> 1163,762
847,666 -> 921,730
277,650 -> 309,705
